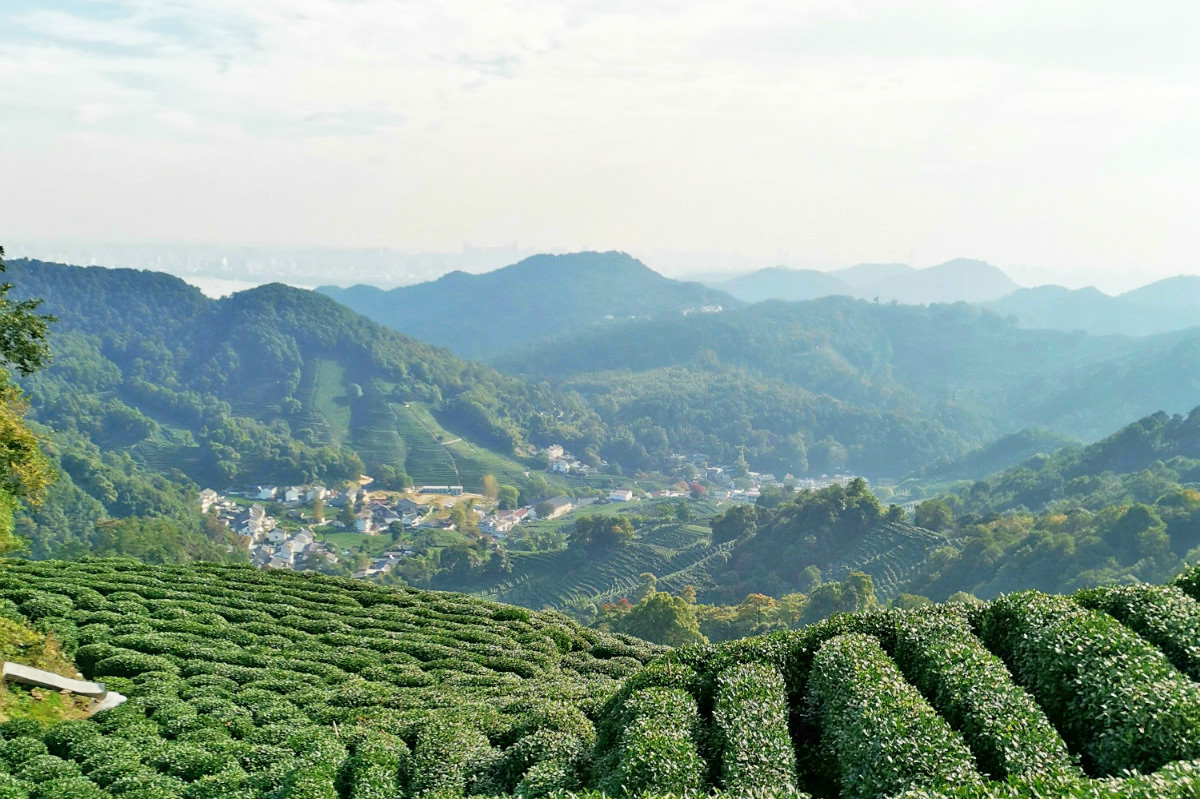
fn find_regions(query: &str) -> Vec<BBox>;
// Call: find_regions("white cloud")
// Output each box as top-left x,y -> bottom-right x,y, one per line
1,0 -> 1198,291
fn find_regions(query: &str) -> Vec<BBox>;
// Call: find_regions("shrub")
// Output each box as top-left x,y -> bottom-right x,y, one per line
179,767 -> 249,799
340,731 -> 409,799
143,740 -> 237,782
276,761 -> 338,799
105,770 -> 186,799
29,775 -> 109,799
496,729 -> 586,795
1076,584 -> 1200,680
0,774 -> 28,799
14,755 -> 80,785
980,591 -> 1200,775
712,661 -> 798,795
883,606 -> 1076,780
514,758 -> 577,798
41,722 -> 102,764
410,721 -> 494,798
92,652 -> 179,679
1173,563 -> 1200,599
603,687 -> 704,798
808,633 -> 982,797
17,593 -> 72,622
0,739 -> 48,770
77,740 -> 143,786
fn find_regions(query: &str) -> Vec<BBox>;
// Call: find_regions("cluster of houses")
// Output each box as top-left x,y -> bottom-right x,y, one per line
544,445 -> 595,477
248,484 -> 332,505
199,471 -> 665,579
350,496 -> 438,534
200,487 -> 336,571
354,547 -> 416,580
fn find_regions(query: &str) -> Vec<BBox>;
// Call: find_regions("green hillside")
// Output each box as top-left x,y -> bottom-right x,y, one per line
495,294 -> 1200,471
6,258 -> 584,494
913,427 -> 1080,482
956,406 -> 1200,514
318,251 -> 738,360
5,559 -> 1200,797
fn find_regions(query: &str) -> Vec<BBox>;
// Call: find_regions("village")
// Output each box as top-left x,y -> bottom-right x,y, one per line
199,443 -> 865,580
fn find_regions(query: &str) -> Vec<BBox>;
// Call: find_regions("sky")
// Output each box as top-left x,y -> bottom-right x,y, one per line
2,1 -> 1198,293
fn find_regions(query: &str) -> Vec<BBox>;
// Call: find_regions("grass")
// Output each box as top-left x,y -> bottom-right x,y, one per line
314,531 -> 397,557
0,616 -> 92,723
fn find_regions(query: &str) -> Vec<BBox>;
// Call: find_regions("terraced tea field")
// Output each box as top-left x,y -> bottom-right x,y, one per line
6,559 -> 1200,798
823,520 -> 948,600
470,522 -> 720,609
0,559 -> 658,799
391,402 -> 461,486
297,358 -> 352,447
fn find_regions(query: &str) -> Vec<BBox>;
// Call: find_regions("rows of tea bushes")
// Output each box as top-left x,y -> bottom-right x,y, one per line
585,563 -> 1200,798
0,558 -> 659,798
8,558 -> 1200,798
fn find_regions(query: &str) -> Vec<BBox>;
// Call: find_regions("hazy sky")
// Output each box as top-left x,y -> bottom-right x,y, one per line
2,1 -> 1198,292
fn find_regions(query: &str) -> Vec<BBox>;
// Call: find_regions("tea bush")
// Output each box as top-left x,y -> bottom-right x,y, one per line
0,559 -> 658,799
10,558 -> 1200,797
603,687 -> 704,797
883,605 -> 1076,780
980,590 -> 1200,775
1076,584 -> 1200,680
808,633 -> 983,797
711,661 -> 797,795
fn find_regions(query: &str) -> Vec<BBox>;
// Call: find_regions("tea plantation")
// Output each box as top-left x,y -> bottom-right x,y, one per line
6,559 -> 1200,798
0,560 -> 659,799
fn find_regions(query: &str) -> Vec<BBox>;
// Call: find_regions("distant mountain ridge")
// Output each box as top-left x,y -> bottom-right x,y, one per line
717,267 -> 852,303
318,251 -> 737,360
716,258 -> 1018,305
986,275 -> 1200,336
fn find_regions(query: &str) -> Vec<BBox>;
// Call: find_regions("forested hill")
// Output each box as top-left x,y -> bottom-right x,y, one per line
957,406 -> 1200,514
495,295 -> 1200,445
5,258 -> 601,492
985,275 -> 1200,337
317,251 -> 737,360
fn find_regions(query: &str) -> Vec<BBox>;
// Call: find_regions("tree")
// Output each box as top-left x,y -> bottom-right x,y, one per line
571,515 -> 634,550
733,448 -> 750,478
0,246 -> 55,553
675,500 -> 691,523
311,496 -> 325,522
631,572 -> 657,602
497,485 -> 519,510
338,500 -> 356,529
915,499 -> 953,532
614,590 -> 706,647
711,504 -> 756,544
482,474 -> 499,501
450,499 -> 479,536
